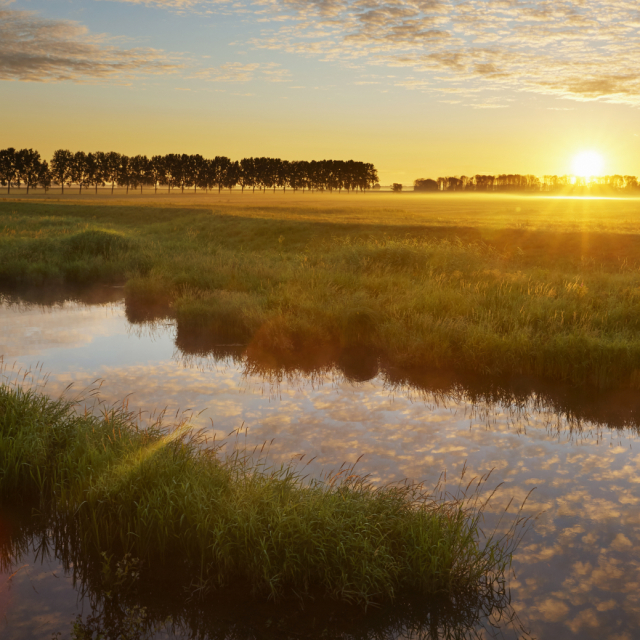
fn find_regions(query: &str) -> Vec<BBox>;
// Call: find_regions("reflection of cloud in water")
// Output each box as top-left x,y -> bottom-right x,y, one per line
0,556 -> 78,640
3,296 -> 640,638
0,299 -> 124,357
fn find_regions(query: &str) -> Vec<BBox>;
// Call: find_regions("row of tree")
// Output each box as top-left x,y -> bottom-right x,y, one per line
427,174 -> 640,192
0,148 -> 379,194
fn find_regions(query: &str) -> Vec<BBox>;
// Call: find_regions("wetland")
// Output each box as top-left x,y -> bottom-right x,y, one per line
1,285 -> 640,639
2,193 -> 640,639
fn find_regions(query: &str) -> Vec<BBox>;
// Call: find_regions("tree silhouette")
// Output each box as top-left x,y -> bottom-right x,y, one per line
8,146 -> 640,197
149,156 -> 166,194
365,163 -> 379,191
37,160 -> 52,193
0,147 -> 17,194
85,153 -> 101,194
279,159 -> 289,193
177,154 -> 191,193
213,156 -> 231,193
288,161 -> 303,192
2,147 -> 385,195
239,158 -> 256,193
93,152 -> 108,194
129,155 -> 150,194
105,152 -> 121,194
414,178 -> 438,192
16,149 -> 42,195
71,151 -> 92,195
190,155 -> 206,193
163,154 -> 180,193
226,161 -> 241,194
118,155 -> 131,194
51,149 -> 74,195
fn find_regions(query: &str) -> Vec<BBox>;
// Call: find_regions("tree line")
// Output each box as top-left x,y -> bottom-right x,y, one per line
0,148 -> 379,195
416,174 -> 640,192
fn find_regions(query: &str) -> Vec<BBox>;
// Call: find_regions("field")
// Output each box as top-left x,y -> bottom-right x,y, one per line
2,190 -> 640,387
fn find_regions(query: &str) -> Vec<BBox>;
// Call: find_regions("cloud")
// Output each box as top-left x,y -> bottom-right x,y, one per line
192,61 -> 291,82
105,0 -> 241,15
0,9 -> 181,82
240,0 -> 640,105
68,0 -> 640,105
106,0 -> 206,8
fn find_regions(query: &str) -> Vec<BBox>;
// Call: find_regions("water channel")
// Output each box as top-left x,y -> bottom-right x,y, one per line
1,286 -> 639,639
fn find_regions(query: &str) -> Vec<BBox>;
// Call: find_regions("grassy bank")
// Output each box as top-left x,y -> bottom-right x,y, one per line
0,381 -> 522,605
2,194 -> 640,386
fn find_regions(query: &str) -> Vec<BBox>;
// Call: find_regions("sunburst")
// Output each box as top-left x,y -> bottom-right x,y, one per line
572,151 -> 604,177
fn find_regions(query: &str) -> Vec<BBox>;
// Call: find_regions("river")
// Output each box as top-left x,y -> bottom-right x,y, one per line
1,286 -> 639,640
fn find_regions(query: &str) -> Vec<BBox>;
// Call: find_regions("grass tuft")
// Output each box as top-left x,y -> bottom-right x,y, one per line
63,229 -> 132,258
0,378 -> 528,606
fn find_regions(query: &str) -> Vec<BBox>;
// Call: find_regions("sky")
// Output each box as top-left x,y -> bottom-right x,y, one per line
1,0 -> 640,183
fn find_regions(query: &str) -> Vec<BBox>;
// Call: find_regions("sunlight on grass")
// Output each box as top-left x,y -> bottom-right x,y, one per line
0,369 -> 530,606
2,195 -> 640,386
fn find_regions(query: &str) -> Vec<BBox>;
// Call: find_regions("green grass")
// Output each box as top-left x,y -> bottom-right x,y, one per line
2,193 -> 640,386
0,379 -> 525,606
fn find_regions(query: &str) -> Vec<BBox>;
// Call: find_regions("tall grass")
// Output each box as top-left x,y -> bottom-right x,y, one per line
0,379 -> 527,606
1,508 -> 525,640
3,198 -> 640,386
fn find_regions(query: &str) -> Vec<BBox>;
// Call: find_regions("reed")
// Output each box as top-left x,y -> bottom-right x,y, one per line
0,380 -> 527,605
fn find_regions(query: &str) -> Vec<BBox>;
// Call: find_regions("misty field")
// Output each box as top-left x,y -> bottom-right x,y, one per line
2,191 -> 640,387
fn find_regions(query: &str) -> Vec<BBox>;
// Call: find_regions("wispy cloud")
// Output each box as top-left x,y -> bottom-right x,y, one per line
106,0 -> 208,8
105,0 -> 240,15
0,10 -> 181,82
191,61 -> 291,82
51,0 -> 640,105
240,0 -> 640,105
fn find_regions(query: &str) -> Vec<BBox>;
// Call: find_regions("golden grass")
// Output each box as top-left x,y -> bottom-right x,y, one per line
2,192 -> 640,387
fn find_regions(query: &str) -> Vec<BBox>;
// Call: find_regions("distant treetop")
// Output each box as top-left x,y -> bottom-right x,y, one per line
0,148 -> 380,195
414,178 -> 438,192
429,174 -> 639,192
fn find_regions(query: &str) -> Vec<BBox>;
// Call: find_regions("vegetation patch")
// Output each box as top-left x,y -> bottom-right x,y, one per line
3,196 -> 640,386
0,381 -> 527,605
63,229 -> 132,258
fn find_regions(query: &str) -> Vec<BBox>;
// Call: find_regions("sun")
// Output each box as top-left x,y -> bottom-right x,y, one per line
572,151 -> 604,177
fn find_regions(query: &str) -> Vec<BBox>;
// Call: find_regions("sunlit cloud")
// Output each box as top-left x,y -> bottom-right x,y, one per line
0,9 -> 182,83
89,0 -> 640,104
242,0 -> 640,105
191,61 -> 291,82
106,0 -> 213,8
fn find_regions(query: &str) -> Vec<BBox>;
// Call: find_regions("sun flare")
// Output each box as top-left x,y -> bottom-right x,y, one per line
572,151 -> 604,177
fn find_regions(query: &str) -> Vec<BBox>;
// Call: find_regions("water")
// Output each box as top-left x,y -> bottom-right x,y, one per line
1,286 -> 640,639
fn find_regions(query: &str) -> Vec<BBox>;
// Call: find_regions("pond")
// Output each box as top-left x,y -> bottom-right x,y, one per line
1,286 -> 640,639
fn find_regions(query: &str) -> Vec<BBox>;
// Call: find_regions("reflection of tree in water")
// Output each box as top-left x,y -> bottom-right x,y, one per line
1,506 -> 529,640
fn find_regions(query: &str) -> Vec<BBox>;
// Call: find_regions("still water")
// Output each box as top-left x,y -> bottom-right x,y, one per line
1,287 -> 640,640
